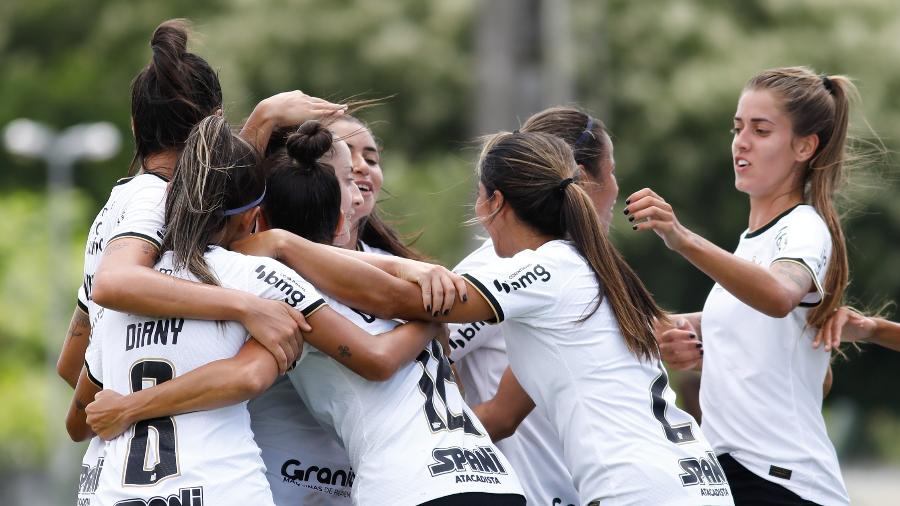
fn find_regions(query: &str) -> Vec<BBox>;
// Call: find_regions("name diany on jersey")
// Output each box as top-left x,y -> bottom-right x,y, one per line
429,446 -> 508,485
254,264 -> 308,308
492,263 -> 551,294
125,318 -> 185,351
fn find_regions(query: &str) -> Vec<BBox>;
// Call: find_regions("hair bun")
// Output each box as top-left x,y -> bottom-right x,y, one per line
150,19 -> 189,61
285,121 -> 334,166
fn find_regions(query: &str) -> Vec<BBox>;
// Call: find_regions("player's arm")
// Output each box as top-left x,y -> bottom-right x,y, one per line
472,367 -> 535,442
239,91 -> 347,153
91,237 -> 307,374
56,306 -> 91,389
86,338 -> 279,440
303,308 -> 444,381
626,189 -> 814,318
814,306 -> 900,352
66,367 -> 102,442
232,229 -> 493,324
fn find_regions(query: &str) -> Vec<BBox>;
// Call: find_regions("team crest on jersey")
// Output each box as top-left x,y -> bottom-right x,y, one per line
254,265 -> 308,308
492,263 -> 551,294
114,486 -> 203,506
775,227 -> 788,253
428,446 -> 507,479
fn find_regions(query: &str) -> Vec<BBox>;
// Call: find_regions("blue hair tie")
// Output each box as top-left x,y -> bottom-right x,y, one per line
223,185 -> 266,216
573,117 -> 595,147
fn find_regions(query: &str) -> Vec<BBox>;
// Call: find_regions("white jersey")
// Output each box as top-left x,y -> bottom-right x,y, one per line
94,247 -> 326,506
462,240 -> 733,506
288,297 -> 524,506
449,239 -> 579,506
701,204 -> 848,505
77,172 -> 167,506
249,375 -> 354,505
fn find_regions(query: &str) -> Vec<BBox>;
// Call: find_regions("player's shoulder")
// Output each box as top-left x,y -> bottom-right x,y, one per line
453,238 -> 498,272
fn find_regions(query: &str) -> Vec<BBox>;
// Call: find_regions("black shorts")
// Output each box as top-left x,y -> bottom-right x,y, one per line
718,453 -> 821,506
419,492 -> 526,506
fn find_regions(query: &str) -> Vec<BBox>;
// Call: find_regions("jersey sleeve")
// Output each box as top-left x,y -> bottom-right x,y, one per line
76,285 -> 89,315
246,257 -> 328,318
108,176 -> 167,249
84,337 -> 103,389
447,321 -> 496,362
770,211 -> 832,306
461,251 -> 558,324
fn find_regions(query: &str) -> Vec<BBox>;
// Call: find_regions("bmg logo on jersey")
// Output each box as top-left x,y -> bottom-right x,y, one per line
429,446 -> 507,478
492,264 -> 551,294
255,265 -> 307,308
114,486 -> 203,506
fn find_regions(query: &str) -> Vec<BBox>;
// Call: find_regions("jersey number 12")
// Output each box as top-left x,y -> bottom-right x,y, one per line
416,340 -> 482,436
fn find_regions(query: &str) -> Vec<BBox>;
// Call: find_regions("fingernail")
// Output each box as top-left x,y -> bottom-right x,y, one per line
632,225 -> 637,230
625,198 -> 631,205
623,208 -> 630,215
443,309 -> 450,316
695,343 -> 702,349
433,311 -> 439,317
689,333 -> 697,339
426,305 -> 431,313
628,216 -> 635,222
700,350 -> 704,356
462,295 -> 468,302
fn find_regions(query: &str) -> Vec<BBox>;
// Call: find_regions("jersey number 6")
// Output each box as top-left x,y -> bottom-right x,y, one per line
123,359 -> 179,486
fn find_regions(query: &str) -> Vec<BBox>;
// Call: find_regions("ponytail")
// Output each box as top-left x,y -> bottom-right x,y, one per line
478,131 -> 665,361
162,115 -> 263,285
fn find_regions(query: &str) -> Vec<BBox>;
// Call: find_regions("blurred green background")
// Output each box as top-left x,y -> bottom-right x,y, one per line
2,0 -> 899,503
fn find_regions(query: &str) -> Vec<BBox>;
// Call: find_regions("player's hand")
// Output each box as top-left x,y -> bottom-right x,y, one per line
623,188 -> 692,252
240,297 -> 309,375
657,318 -> 702,371
85,390 -> 131,440
395,259 -> 468,316
813,306 -> 876,352
261,90 -> 347,127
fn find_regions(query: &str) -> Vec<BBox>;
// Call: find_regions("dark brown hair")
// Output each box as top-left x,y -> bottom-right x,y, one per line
262,121 -> 342,245
477,131 -> 665,361
162,115 -> 263,285
521,106 -> 611,179
745,67 -> 854,327
130,19 -> 223,173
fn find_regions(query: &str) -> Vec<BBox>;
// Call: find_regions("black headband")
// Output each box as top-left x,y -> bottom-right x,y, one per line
820,74 -> 835,95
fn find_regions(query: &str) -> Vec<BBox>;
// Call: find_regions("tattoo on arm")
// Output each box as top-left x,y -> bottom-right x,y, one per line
67,311 -> 90,341
772,261 -> 814,293
338,345 -> 352,358
75,399 -> 86,411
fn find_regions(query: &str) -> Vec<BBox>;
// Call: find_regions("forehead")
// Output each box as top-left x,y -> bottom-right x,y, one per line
331,119 -> 376,148
735,89 -> 785,121
327,140 -> 352,170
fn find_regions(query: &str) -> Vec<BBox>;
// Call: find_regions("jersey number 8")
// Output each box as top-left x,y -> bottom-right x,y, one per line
123,359 -> 179,486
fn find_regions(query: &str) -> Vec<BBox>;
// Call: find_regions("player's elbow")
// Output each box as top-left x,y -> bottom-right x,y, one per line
238,360 -> 278,399
358,351 -> 398,382
90,269 -> 123,308
66,415 -> 92,443
56,360 -> 78,390
764,296 -> 797,319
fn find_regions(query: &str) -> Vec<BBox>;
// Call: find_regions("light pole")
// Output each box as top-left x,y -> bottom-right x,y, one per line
3,118 -> 120,503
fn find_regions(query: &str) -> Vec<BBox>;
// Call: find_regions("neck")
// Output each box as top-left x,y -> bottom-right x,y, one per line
143,150 -> 179,179
493,219 -> 554,257
348,220 -> 362,249
748,189 -> 804,231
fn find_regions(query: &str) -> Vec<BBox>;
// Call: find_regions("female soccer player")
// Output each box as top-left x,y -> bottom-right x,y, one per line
630,67 -> 853,505
89,114 -> 443,505
247,131 -> 734,506
447,106 -> 617,506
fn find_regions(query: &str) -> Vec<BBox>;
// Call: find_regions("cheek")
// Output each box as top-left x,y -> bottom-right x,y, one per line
370,165 -> 384,195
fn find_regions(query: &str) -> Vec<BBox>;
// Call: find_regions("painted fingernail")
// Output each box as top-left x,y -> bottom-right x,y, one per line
628,216 -> 635,222
623,208 -> 630,215
625,198 -> 631,204
632,225 -> 637,230
433,311 -> 439,317
443,309 -> 450,316
426,305 -> 431,313
700,350 -> 704,356
695,343 -> 703,349
462,295 -> 468,302
689,333 -> 697,339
